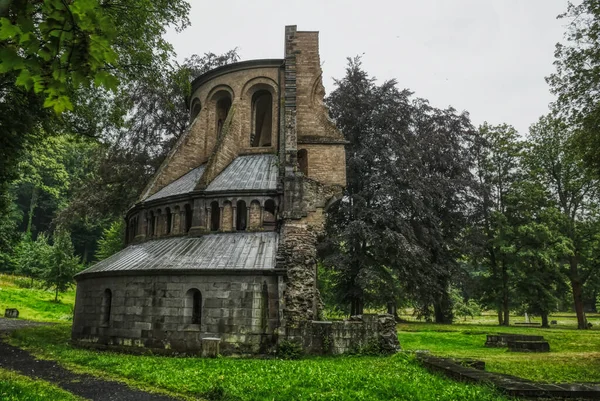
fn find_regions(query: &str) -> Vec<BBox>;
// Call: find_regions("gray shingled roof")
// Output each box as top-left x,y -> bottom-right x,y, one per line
206,154 -> 279,192
77,232 -> 279,276
144,155 -> 279,203
145,165 -> 206,202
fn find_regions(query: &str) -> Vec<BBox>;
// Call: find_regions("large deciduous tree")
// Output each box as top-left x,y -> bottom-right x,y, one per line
547,0 -> 600,176
321,57 -> 479,322
527,115 -> 600,329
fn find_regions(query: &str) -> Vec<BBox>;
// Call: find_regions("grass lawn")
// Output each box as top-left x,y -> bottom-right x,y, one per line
398,320 -> 600,383
0,274 -> 75,322
7,324 -> 513,401
0,367 -> 83,401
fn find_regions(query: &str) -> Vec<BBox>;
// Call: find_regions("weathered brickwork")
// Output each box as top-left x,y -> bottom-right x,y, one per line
297,144 -> 346,187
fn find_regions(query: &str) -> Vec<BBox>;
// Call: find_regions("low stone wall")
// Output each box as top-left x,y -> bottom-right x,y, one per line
285,314 -> 400,355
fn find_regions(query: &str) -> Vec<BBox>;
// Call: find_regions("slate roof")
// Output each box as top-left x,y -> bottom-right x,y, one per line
206,154 -> 278,192
144,154 -> 278,202
77,232 -> 279,276
145,165 -> 206,202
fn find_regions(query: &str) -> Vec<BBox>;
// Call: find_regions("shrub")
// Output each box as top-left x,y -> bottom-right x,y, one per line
277,339 -> 303,360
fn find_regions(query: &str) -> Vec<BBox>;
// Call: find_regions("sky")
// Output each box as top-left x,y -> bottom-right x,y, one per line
165,0 -> 574,135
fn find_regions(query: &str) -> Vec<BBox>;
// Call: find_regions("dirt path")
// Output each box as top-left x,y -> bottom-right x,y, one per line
0,318 -> 182,401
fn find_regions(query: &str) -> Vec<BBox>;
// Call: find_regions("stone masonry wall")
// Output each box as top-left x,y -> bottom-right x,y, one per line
72,273 -> 282,354
285,314 -> 400,355
297,144 -> 346,187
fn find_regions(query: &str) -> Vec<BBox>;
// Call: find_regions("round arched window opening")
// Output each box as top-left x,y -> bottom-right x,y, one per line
251,90 -> 273,147
190,99 -> 201,121
236,200 -> 247,231
214,91 -> 232,136
101,289 -> 112,327
186,288 -> 202,325
210,201 -> 220,231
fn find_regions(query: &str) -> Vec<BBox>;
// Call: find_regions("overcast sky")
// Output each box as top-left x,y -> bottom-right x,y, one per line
166,0 -> 573,135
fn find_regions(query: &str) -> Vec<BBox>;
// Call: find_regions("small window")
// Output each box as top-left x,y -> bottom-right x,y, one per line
251,91 -> 273,147
210,201 -> 220,231
186,288 -> 202,325
263,199 -> 276,230
165,208 -> 172,235
236,200 -> 247,231
101,289 -> 112,326
148,211 -> 155,237
297,149 -> 308,176
184,204 -> 193,233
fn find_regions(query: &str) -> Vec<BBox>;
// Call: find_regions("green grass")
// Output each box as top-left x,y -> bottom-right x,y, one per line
398,321 -> 600,383
0,367 -> 83,401
0,274 -> 75,322
8,324 -> 513,401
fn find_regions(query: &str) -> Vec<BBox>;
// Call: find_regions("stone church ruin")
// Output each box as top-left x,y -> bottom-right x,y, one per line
71,26 -> 399,355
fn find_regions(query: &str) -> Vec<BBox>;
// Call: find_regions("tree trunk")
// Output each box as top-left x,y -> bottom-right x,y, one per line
569,255 -> 588,329
501,262 -> 509,326
541,313 -> 549,328
54,286 -> 59,303
497,309 -> 503,326
26,186 -> 38,235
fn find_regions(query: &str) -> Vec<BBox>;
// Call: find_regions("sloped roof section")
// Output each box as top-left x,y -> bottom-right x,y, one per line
77,232 -> 279,276
206,154 -> 278,192
145,165 -> 206,202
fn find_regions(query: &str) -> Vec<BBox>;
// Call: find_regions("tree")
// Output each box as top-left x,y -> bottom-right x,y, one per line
43,229 -> 81,302
471,123 -> 524,325
547,0 -> 600,176
0,0 -> 190,219
526,115 -> 600,329
95,220 -> 124,261
14,232 -> 52,285
322,57 -> 479,322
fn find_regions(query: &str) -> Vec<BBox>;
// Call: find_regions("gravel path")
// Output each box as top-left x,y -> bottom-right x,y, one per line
0,317 -> 181,401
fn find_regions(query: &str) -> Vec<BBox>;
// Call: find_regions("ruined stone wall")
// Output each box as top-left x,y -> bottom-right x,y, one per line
285,314 -> 400,355
72,273 -> 282,354
293,31 -> 345,143
297,144 -> 346,187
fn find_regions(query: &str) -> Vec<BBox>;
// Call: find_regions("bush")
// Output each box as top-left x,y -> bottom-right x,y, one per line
277,339 -> 303,360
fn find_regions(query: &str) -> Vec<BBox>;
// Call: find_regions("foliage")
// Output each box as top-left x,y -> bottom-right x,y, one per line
94,220 -> 124,261
42,230 -> 81,302
450,287 -> 481,321
0,368 -> 82,401
14,233 -> 52,282
9,325 -> 511,401
0,0 -> 190,112
0,274 -> 74,321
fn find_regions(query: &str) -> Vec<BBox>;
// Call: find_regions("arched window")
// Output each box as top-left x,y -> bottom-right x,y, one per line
148,211 -> 155,237
297,149 -> 308,176
251,91 -> 273,147
215,92 -> 232,136
236,200 -> 247,231
263,199 -> 276,230
210,201 -> 220,231
101,289 -> 112,327
156,209 -> 162,236
191,98 -> 201,121
186,288 -> 202,325
184,204 -> 193,233
165,207 -> 172,235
